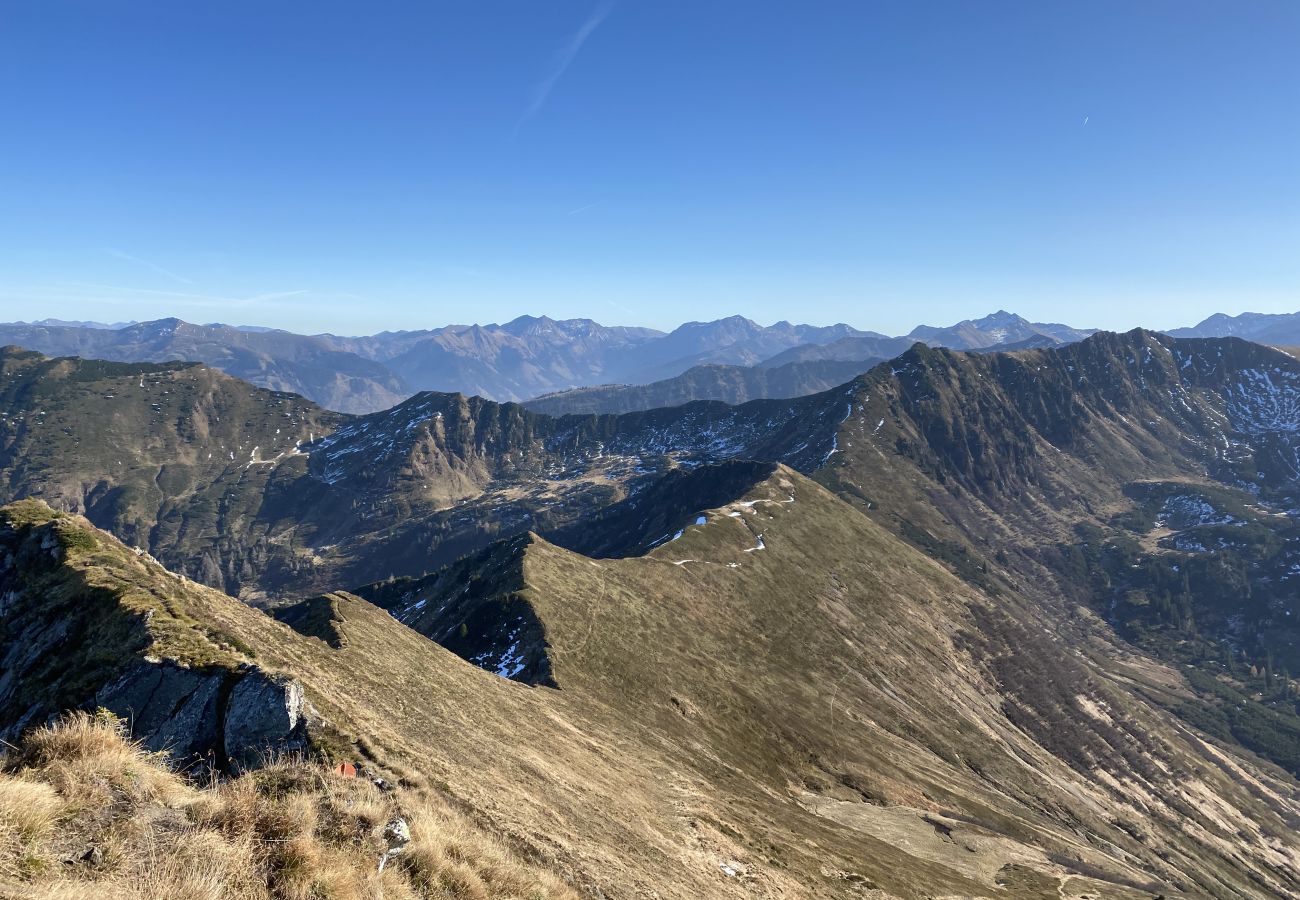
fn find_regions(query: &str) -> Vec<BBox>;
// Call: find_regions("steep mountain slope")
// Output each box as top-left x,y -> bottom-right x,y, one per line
0,345 -> 849,599
817,330 -> 1300,534
503,472 -> 1300,898
522,357 -> 883,415
0,346 -> 347,596
0,500 -> 314,772
799,330 -> 1300,776
10,478 -> 1300,898
0,319 -> 407,413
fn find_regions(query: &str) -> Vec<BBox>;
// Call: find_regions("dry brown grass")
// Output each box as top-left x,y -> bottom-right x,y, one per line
0,713 -> 577,900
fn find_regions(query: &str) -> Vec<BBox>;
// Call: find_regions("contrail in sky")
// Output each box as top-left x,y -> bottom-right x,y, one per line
515,2 -> 614,134
106,248 -> 194,285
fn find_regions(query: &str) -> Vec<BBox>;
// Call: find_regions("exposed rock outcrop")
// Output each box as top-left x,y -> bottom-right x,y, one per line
223,669 -> 310,772
0,503 -> 317,775
96,661 -> 224,765
95,662 -> 312,773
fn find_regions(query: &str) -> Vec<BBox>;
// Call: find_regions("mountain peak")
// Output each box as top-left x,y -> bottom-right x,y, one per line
120,317 -> 191,339
498,314 -> 613,340
670,315 -> 761,336
969,309 -> 1028,327
500,313 -> 554,329
903,310 -> 1093,349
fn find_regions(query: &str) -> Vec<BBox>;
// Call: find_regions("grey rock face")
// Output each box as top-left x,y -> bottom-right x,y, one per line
96,661 -> 225,766
38,528 -> 61,560
223,670 -> 310,773
94,661 -> 311,773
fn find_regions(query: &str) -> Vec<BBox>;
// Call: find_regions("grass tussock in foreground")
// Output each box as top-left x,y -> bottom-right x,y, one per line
0,712 -> 577,900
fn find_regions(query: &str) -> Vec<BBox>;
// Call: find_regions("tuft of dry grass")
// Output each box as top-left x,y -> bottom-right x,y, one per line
394,796 -> 578,900
8,711 -> 188,814
0,713 -> 578,900
0,780 -> 61,839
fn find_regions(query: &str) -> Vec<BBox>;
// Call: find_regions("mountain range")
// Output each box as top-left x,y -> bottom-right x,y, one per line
1169,309 -> 1300,346
8,326 -> 1300,894
0,310 -> 1095,415
522,357 -> 887,415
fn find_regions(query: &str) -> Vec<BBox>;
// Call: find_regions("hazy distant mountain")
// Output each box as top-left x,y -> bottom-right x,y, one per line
757,311 -> 1095,368
0,318 -> 408,414
907,309 -> 1094,349
1167,311 -> 1300,345
524,356 -> 885,415
757,334 -> 916,368
329,314 -> 873,400
530,325 -> 1076,415
968,333 -> 1065,352
373,316 -> 667,400
0,313 -> 874,411
606,315 -> 871,383
0,309 -> 1105,413
316,315 -> 663,365
24,318 -> 136,329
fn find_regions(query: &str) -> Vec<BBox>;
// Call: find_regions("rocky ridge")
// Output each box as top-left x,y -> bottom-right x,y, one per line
0,501 -> 311,772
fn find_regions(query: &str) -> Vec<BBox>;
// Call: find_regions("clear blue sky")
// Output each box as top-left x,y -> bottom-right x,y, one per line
1,1 -> 1296,335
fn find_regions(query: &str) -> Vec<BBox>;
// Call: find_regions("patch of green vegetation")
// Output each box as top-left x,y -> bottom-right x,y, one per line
205,626 -> 258,658
899,519 -> 999,594
0,499 -> 64,529
1177,669 -> 1300,775
55,526 -> 98,555
1060,509 -> 1300,776
65,358 -> 199,381
1111,507 -> 1158,534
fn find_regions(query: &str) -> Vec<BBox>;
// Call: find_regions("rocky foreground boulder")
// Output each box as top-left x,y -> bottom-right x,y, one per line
96,661 -> 310,772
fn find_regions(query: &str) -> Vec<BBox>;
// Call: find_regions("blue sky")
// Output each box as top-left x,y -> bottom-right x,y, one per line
1,1 -> 1296,335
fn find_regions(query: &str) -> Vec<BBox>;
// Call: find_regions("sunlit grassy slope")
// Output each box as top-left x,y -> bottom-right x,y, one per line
7,458 -> 1300,897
